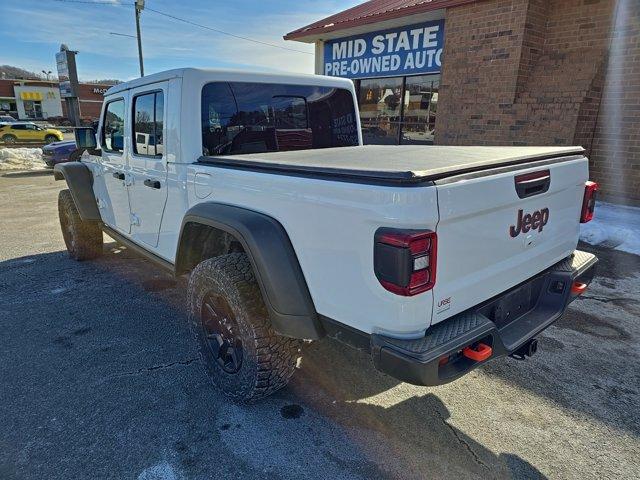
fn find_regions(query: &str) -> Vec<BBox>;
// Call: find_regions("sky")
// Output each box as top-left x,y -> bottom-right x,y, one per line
0,0 -> 360,81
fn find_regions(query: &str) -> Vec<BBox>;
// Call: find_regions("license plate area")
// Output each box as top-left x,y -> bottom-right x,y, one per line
477,276 -> 545,329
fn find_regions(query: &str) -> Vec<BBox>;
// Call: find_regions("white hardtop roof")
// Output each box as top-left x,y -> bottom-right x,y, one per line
106,68 -> 354,96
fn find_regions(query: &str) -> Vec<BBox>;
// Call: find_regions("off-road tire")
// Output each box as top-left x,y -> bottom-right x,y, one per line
58,189 -> 103,260
2,134 -> 17,144
188,253 -> 302,402
45,135 -> 58,144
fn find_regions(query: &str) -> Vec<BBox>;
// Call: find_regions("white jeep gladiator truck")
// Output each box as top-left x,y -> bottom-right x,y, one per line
55,68 -> 598,402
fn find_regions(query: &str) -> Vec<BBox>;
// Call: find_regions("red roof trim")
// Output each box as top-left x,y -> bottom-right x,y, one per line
284,0 -> 478,41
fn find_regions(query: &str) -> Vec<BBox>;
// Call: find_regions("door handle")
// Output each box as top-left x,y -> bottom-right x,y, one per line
144,179 -> 161,189
112,171 -> 125,180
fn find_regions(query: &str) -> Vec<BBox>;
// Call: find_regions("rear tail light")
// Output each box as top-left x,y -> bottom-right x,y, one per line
571,281 -> 588,295
580,181 -> 598,223
374,228 -> 437,296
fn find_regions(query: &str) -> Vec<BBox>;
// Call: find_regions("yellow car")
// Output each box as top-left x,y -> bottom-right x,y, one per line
0,122 -> 64,144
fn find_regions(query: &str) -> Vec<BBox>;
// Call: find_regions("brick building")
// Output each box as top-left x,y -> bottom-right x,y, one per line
0,79 -> 112,123
285,0 -> 640,204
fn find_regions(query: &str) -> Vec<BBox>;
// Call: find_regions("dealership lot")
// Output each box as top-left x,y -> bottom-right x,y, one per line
0,173 -> 638,479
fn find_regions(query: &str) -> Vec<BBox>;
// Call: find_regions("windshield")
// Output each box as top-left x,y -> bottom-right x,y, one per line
201,81 -> 359,156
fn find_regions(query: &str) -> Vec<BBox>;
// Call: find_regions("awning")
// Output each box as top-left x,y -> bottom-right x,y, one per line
284,0 -> 477,42
20,91 -> 43,101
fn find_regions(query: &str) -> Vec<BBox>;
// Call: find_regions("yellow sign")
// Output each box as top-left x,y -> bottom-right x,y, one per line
20,92 -> 43,101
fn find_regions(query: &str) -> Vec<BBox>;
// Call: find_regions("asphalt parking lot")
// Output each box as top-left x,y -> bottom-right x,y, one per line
1,172 -> 638,479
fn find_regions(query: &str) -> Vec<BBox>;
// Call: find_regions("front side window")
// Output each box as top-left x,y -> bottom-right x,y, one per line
102,99 -> 125,152
201,82 -> 358,156
133,91 -> 164,156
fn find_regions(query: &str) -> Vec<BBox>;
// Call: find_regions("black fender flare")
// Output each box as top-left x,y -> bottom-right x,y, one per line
176,203 -> 324,340
53,162 -> 101,221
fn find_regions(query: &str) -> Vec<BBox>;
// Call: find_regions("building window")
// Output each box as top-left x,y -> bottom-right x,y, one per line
133,91 -> 164,156
358,74 -> 439,146
359,77 -> 403,145
23,100 -> 43,119
402,74 -> 439,145
1,100 -> 17,112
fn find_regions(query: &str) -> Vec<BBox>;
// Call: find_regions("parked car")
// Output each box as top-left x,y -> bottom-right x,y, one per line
42,140 -> 78,167
0,114 -> 17,125
43,121 -> 99,166
0,122 -> 64,144
55,68 -> 598,402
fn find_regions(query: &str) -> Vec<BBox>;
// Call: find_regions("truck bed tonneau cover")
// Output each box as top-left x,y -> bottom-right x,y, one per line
199,145 -> 585,185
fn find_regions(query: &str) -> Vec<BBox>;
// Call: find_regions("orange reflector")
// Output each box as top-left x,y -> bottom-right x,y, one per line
571,282 -> 588,295
462,343 -> 492,362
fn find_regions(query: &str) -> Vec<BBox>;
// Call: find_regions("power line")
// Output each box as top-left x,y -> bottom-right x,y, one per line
50,0 -> 133,5
47,0 -> 313,56
145,7 -> 313,56
110,31 -> 136,38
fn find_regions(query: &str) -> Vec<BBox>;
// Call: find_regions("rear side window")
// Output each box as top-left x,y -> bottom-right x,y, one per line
133,91 -> 164,156
201,82 -> 358,156
102,99 -> 125,152
11,124 -> 26,130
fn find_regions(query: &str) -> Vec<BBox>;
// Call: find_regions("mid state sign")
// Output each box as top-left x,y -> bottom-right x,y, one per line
323,19 -> 445,79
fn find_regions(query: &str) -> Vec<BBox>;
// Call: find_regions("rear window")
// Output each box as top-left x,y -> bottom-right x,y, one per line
132,91 -> 164,157
201,82 -> 358,156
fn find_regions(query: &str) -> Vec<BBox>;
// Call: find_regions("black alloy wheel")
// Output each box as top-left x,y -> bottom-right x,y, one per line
201,293 -> 243,374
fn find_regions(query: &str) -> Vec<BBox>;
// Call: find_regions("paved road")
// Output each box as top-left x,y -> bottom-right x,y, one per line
0,173 -> 638,479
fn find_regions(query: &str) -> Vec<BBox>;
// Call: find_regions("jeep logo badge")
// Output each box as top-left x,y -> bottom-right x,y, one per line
509,208 -> 549,237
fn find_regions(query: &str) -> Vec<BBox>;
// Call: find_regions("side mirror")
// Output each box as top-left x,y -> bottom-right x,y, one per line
75,127 -> 97,150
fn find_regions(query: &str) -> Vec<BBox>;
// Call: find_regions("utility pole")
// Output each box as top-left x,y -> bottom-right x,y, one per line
135,0 -> 145,77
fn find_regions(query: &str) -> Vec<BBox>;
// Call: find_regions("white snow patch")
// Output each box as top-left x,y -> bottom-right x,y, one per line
0,147 -> 46,171
50,287 -> 69,295
137,461 -> 180,480
580,201 -> 640,256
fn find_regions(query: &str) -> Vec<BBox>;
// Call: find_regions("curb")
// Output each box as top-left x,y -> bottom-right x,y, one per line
0,169 -> 53,178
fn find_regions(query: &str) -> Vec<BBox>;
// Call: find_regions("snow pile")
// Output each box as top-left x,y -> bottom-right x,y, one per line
0,147 -> 46,171
580,201 -> 640,256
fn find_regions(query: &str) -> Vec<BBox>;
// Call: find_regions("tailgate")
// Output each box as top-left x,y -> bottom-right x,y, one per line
431,156 -> 589,324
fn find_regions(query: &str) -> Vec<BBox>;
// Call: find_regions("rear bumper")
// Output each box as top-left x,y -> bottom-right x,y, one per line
370,250 -> 597,386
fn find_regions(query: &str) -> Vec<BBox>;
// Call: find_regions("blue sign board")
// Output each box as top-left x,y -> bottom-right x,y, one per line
323,19 -> 445,79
